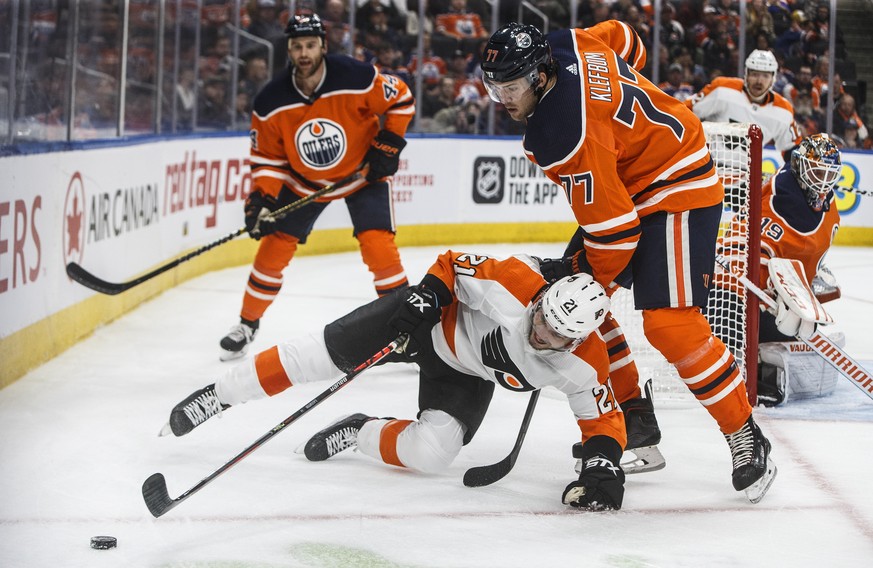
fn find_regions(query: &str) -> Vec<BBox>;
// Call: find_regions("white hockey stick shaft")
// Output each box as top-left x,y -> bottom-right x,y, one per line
715,255 -> 873,400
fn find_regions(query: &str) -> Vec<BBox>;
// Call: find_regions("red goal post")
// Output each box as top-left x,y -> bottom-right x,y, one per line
608,122 -> 763,405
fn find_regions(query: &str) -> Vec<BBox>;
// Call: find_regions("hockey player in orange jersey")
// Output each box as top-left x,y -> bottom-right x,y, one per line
480,21 -> 776,502
687,49 -> 802,160
219,14 -> 415,362
720,134 -> 843,406
164,250 -> 629,511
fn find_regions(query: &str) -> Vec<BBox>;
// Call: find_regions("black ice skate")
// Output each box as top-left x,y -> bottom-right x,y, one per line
160,384 -> 230,437
303,413 -> 374,461
724,416 -> 778,503
619,379 -> 666,474
219,319 -> 259,362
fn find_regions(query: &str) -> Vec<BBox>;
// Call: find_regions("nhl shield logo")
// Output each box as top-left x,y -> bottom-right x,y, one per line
472,157 -> 504,204
295,119 -> 346,170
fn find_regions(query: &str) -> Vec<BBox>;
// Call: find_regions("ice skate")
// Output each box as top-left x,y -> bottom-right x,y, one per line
620,379 -> 666,474
724,416 -> 777,503
160,384 -> 230,437
303,413 -> 374,461
219,319 -> 258,361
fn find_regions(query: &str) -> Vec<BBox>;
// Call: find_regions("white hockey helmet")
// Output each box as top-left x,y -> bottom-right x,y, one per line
541,274 -> 610,340
790,134 -> 842,211
745,49 -> 778,74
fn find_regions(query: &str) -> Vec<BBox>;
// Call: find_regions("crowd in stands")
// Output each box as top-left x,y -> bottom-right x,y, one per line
8,0 -> 869,148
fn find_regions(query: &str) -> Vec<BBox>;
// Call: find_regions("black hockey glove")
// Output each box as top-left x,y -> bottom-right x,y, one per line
562,439 -> 625,511
388,285 -> 441,355
365,129 -> 407,182
244,191 -> 280,240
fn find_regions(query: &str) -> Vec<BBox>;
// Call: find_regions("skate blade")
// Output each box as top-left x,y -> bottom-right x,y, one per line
621,445 -> 666,475
158,422 -> 173,437
744,459 -> 778,504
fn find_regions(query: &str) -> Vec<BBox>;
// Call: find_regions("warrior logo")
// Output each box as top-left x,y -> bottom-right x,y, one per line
481,327 -> 535,391
63,172 -> 87,269
295,119 -> 346,170
472,157 -> 504,204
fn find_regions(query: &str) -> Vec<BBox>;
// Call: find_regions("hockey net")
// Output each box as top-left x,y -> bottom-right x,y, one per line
609,122 -> 763,403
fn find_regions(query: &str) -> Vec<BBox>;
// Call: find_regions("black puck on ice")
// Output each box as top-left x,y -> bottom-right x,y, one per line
90,536 -> 117,550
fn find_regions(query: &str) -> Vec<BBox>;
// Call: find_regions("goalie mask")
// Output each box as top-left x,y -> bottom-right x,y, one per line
531,274 -> 609,351
790,134 -> 842,212
480,23 -> 555,104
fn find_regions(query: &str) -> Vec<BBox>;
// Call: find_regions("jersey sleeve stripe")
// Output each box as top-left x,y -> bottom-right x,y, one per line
652,145 -> 711,183
632,173 -> 721,212
581,224 -> 641,244
584,240 -> 638,251
633,156 -> 715,202
250,156 -> 290,167
580,209 -> 639,234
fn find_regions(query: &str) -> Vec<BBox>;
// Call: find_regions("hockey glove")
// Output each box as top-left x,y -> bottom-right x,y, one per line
388,285 -> 441,355
365,129 -> 407,182
537,256 -> 577,283
562,440 -> 625,511
244,191 -> 280,240
774,296 -> 816,340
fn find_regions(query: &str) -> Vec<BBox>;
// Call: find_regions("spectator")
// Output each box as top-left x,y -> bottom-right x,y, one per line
700,24 -> 735,77
246,1 -> 285,42
805,2 -> 846,59
659,63 -> 695,102
659,2 -> 685,59
240,54 -> 270,100
444,49 -> 485,100
174,68 -> 197,130
422,76 -> 456,118
431,91 -> 485,134
198,75 -> 231,129
832,93 -> 869,146
746,0 -> 776,49
690,4 -> 720,49
784,64 -> 820,114
407,32 -> 448,89
435,0 -> 489,42
774,9 -> 808,58
811,56 -> 845,109
360,4 -> 403,53
793,92 -> 823,136
373,42 -> 413,87
356,0 -> 405,33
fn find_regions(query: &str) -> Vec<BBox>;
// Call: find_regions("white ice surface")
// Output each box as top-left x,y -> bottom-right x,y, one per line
1,243 -> 872,568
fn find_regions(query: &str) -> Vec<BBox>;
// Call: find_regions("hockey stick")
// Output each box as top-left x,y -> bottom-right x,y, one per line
67,170 -> 363,295
142,334 -> 405,518
463,389 -> 540,488
714,255 -> 873,401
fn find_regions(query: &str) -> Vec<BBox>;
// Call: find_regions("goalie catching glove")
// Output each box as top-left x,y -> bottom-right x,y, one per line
562,437 -> 625,511
244,191 -> 280,240
365,129 -> 407,182
388,284 -> 442,355
768,257 -> 834,340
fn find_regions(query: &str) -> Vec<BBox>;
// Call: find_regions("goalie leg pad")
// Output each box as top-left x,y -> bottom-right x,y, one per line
758,331 -> 844,406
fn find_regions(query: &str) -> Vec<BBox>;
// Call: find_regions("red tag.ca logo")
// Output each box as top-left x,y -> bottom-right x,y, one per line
63,172 -> 86,269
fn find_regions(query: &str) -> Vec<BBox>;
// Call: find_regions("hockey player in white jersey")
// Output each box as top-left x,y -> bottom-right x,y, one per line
687,49 -> 802,159
163,250 -> 630,511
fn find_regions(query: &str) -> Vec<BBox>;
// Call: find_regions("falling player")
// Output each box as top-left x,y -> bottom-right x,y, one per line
220,14 -> 415,361
687,49 -> 802,161
479,21 -> 776,502
164,250 -> 629,511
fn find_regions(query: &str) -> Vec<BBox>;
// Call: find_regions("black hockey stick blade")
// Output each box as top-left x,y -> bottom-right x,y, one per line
142,473 -> 177,518
463,389 -> 540,488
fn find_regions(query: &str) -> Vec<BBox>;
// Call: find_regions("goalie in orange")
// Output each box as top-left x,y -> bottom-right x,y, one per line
480,21 -> 776,502
219,14 -> 415,362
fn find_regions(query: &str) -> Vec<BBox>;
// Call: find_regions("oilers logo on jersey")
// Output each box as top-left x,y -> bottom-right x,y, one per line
295,119 -> 346,170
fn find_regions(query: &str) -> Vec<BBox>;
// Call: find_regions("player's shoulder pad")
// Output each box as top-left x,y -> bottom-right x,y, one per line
713,76 -> 744,91
769,91 -> 796,112
321,54 -> 377,93
252,68 -> 301,116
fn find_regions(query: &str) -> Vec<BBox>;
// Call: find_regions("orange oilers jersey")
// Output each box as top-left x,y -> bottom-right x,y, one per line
686,77 -> 803,152
249,54 -> 415,201
434,12 -> 488,40
758,164 -> 840,288
423,250 -> 625,445
523,22 -> 724,287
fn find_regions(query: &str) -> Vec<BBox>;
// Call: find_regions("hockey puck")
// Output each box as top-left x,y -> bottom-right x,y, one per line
90,536 -> 117,550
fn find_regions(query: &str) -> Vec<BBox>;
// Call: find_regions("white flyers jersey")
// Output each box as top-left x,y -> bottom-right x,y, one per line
686,77 -> 802,152
424,251 -> 625,444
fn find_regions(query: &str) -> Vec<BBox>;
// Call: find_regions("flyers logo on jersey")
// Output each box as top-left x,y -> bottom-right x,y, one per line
295,119 -> 347,170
